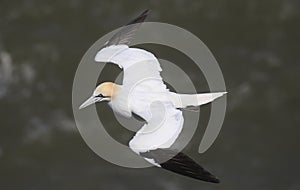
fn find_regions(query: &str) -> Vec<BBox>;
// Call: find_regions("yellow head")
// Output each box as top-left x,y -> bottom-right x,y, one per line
93,82 -> 119,98
79,82 -> 119,109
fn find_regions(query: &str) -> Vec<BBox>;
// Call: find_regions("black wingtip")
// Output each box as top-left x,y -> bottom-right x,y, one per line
140,149 -> 220,184
160,160 -> 220,183
202,172 -> 220,183
140,9 -> 151,16
211,177 -> 220,183
127,9 -> 151,25
102,9 -> 151,47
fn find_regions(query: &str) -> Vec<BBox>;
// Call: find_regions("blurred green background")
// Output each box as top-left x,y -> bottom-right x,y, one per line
0,0 -> 299,189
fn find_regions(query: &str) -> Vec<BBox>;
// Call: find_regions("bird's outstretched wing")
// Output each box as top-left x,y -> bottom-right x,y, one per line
129,102 -> 184,154
94,9 -> 165,92
95,10 -> 166,92
141,149 -> 220,183
102,9 -> 150,48
129,101 -> 219,183
95,45 -> 166,92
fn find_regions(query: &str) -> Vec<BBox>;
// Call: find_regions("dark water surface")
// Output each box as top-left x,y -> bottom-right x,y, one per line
0,0 -> 299,189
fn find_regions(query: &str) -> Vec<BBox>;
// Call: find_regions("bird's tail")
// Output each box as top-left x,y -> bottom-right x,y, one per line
170,92 -> 227,109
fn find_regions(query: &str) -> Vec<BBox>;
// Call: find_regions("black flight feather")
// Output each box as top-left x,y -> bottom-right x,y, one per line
103,9 -> 150,47
140,149 -> 220,183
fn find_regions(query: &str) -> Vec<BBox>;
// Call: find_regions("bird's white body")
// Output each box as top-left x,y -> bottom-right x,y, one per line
79,10 -> 225,183
95,45 -> 226,154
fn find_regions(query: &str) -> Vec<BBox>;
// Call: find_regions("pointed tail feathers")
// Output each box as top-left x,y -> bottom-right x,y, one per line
171,92 -> 227,108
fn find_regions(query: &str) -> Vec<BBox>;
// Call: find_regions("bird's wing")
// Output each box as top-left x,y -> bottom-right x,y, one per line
141,149 -> 220,183
102,9 -> 149,48
129,102 -> 219,183
95,45 -> 167,92
129,101 -> 184,154
95,9 -> 167,92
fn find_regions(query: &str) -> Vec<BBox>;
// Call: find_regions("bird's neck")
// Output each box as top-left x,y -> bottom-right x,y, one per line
110,83 -> 121,99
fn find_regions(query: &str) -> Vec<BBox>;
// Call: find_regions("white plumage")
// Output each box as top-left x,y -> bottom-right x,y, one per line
94,44 -> 226,155
79,10 -> 225,183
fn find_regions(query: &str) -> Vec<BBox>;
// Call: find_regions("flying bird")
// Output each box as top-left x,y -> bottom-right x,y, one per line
79,10 -> 226,183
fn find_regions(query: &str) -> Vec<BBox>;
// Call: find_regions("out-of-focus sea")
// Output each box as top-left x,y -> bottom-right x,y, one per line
0,1 -> 299,189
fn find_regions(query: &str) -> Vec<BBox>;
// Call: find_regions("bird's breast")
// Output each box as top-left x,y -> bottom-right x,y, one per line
109,87 -> 176,119
108,90 -> 132,118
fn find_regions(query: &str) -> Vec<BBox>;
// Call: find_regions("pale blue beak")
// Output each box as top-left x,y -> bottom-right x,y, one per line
79,96 -> 102,110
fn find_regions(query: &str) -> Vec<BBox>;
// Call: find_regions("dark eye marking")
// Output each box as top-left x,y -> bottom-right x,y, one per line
95,94 -> 107,98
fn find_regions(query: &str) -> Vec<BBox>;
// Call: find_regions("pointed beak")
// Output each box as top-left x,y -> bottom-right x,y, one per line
79,96 -> 102,110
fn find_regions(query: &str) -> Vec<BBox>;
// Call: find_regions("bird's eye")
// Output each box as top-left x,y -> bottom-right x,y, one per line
96,94 -> 105,98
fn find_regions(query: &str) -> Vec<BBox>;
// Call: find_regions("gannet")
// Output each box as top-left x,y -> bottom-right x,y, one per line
79,10 -> 226,183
